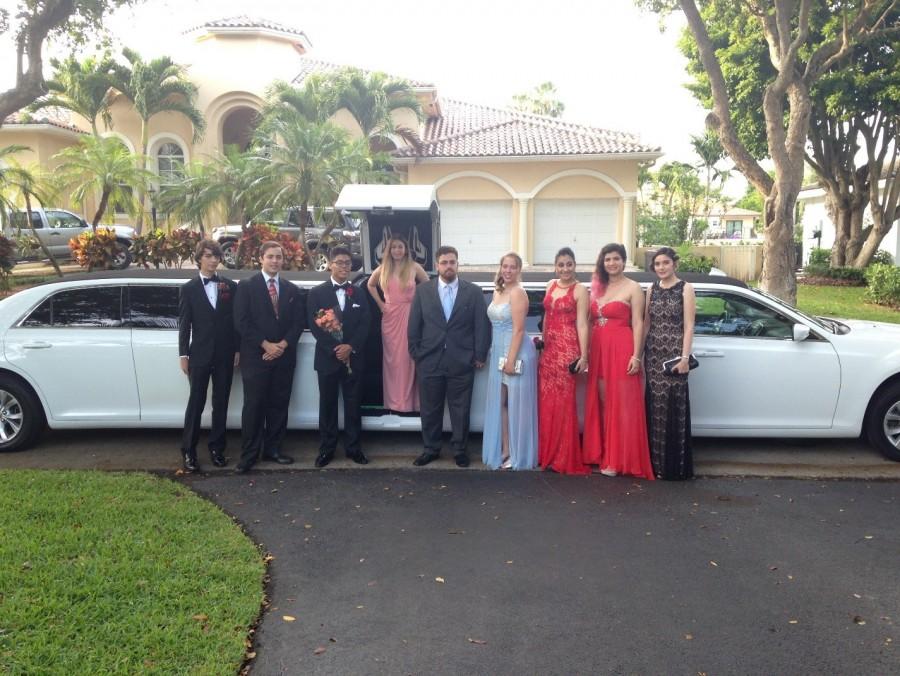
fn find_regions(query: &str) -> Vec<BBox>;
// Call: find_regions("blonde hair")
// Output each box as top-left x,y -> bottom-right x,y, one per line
494,252 -> 523,292
379,236 -> 413,290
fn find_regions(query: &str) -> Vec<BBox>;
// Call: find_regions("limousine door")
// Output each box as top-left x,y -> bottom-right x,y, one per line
4,286 -> 140,421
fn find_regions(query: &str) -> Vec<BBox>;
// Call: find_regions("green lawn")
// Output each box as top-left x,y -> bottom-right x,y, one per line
797,284 -> 900,323
0,471 -> 265,674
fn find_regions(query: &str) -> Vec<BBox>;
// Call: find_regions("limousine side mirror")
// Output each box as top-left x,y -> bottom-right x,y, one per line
793,323 -> 810,341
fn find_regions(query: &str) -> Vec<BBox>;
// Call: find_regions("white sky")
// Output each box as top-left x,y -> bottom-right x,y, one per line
3,0 -> 726,179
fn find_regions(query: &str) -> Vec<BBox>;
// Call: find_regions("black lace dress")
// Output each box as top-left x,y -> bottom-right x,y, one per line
644,279 -> 693,480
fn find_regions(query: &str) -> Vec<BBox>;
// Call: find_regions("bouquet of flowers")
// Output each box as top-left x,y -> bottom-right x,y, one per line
314,308 -> 350,374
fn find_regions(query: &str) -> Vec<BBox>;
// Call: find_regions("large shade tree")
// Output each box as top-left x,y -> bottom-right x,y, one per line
639,0 -> 900,304
0,0 -> 137,122
28,55 -> 117,136
110,47 -> 205,234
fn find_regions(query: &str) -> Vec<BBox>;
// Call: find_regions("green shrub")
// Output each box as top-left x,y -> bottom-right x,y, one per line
803,264 -> 868,286
673,242 -> 717,274
869,250 -> 894,267
69,227 -> 120,271
13,232 -> 40,259
237,223 -> 308,270
807,247 -> 831,266
0,235 -> 14,290
865,263 -> 900,308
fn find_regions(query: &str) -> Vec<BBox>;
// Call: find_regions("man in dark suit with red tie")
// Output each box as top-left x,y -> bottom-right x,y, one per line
307,246 -> 372,467
178,240 -> 239,473
233,240 -> 307,473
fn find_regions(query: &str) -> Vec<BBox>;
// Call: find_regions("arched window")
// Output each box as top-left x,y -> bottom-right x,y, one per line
157,142 -> 184,184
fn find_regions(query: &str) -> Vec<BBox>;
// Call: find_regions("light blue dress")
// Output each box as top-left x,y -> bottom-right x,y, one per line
482,301 -> 539,470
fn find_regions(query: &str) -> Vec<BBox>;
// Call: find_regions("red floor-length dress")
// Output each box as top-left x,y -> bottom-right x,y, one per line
382,275 -> 419,412
538,281 -> 590,475
583,300 -> 654,479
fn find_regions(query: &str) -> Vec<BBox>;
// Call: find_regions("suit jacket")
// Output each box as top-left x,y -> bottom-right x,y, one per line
234,272 -> 307,372
408,277 -> 491,375
307,280 -> 371,374
178,275 -> 239,367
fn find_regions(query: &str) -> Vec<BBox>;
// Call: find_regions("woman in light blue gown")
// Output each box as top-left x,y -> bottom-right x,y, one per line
482,252 -> 538,470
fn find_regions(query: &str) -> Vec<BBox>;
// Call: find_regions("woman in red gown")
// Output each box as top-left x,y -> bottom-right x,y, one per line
538,247 -> 591,475
583,243 -> 654,480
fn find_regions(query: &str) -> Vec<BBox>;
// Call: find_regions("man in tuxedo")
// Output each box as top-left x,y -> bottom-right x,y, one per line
307,246 -> 372,468
178,240 -> 239,473
233,240 -> 307,473
408,245 -> 490,467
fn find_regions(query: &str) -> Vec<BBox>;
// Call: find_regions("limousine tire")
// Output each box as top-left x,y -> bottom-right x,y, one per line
866,382 -> 900,462
111,241 -> 132,270
0,375 -> 44,453
221,240 -> 240,269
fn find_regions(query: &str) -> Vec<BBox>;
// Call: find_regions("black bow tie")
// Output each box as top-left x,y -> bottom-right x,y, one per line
202,275 -> 219,285
334,282 -> 351,290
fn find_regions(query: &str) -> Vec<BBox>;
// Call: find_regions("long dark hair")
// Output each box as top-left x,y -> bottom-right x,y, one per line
594,242 -> 627,286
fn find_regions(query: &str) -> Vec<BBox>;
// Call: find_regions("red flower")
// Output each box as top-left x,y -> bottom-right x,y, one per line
218,282 -> 231,302
345,286 -> 354,298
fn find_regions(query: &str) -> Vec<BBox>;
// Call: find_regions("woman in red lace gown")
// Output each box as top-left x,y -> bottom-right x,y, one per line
538,247 -> 591,475
583,243 -> 654,480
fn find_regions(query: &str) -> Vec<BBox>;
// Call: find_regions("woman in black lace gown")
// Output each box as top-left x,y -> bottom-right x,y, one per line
642,247 -> 696,480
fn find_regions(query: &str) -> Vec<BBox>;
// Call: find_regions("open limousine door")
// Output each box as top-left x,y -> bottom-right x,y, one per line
335,184 -> 440,274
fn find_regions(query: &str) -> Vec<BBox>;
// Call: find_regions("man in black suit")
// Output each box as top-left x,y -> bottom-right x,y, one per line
307,246 -> 372,468
233,240 -> 307,473
178,239 -> 239,473
408,245 -> 491,467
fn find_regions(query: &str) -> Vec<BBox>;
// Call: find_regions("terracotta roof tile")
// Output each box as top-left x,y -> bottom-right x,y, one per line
291,57 -> 433,89
3,110 -> 85,134
394,99 -> 658,159
186,15 -> 310,40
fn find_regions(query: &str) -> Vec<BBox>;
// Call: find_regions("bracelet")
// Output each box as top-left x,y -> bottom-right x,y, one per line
680,355 -> 689,360
631,356 -> 641,363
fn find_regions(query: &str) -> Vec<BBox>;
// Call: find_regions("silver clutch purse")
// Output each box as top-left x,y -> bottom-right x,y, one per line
498,356 -> 523,374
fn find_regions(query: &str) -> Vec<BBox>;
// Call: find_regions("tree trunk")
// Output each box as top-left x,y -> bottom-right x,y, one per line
760,184 -> 798,303
852,207 -> 894,267
134,122 -> 149,235
93,189 -> 110,229
24,194 -> 62,277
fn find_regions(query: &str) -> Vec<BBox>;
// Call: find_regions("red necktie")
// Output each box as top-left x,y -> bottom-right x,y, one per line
268,278 -> 279,318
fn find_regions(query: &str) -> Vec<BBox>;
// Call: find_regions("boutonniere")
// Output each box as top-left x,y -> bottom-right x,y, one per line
217,281 -> 231,301
345,286 -> 354,298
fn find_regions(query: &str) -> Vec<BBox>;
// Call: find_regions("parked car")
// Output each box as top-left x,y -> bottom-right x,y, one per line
210,207 -> 363,271
4,208 -> 134,269
0,270 -> 898,461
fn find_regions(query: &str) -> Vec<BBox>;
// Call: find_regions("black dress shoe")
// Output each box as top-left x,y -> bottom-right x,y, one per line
263,453 -> 294,465
454,452 -> 470,468
347,451 -> 369,465
413,452 -> 439,467
183,453 -> 199,473
235,460 -> 254,474
210,451 -> 228,468
315,451 -> 334,468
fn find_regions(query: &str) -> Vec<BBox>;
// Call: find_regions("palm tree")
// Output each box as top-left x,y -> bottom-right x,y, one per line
209,145 -> 269,225
691,130 -> 727,220
54,135 -> 153,228
111,48 -> 205,233
28,55 -> 117,136
156,161 -> 221,236
331,68 -> 423,151
0,147 -> 62,276
511,81 -> 566,118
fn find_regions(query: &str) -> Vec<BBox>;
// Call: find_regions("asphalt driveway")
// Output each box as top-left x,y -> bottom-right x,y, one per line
187,470 -> 899,675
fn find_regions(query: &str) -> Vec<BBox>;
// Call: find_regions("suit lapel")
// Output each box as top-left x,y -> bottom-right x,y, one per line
434,280 -> 447,325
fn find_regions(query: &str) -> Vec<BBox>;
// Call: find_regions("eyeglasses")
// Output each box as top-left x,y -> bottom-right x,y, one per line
332,259 -> 352,267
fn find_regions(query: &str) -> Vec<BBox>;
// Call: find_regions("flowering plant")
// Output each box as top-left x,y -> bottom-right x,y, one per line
217,281 -> 231,302
315,308 -> 350,373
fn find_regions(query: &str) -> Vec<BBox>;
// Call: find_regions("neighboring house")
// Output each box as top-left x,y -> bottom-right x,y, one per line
798,184 -> 899,265
0,15 -> 661,265
692,206 -> 760,241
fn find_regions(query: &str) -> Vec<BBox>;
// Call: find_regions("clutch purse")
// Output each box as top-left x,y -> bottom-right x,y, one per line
498,356 -> 523,374
662,354 -> 699,375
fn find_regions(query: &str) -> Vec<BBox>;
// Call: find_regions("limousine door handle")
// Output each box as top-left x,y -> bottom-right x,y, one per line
22,341 -> 52,349
694,350 -> 724,358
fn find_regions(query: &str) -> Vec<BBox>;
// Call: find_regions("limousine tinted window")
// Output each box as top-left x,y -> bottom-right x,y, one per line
127,285 -> 179,329
22,286 -> 123,327
481,288 -> 546,333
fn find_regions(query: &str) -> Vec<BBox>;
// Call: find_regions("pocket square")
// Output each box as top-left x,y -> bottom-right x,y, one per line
352,303 -> 361,308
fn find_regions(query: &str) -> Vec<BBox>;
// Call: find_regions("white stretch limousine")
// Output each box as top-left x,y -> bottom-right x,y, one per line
0,270 -> 899,461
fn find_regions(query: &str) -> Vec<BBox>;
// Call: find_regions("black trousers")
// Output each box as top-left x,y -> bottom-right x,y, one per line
239,360 -> 296,465
181,359 -> 233,456
316,366 -> 362,455
418,364 -> 475,456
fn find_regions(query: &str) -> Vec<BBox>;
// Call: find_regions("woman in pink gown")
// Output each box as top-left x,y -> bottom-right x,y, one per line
367,236 -> 428,412
583,243 -> 654,480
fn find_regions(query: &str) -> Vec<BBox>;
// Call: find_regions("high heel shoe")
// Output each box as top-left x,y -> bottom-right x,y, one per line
501,457 -> 512,469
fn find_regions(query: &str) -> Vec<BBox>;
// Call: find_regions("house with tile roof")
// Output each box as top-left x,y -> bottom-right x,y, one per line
1,16 -> 661,265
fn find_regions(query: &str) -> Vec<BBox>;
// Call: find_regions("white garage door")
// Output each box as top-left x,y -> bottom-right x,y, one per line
533,199 -> 618,265
440,200 -> 512,265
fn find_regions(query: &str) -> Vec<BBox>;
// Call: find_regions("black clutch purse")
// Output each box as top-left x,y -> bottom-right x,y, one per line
662,354 -> 699,375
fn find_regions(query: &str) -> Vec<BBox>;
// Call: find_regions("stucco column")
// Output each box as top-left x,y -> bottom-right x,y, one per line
517,197 -> 530,265
622,196 -> 636,254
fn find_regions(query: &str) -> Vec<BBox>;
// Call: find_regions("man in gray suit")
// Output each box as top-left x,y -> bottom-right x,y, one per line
408,245 -> 491,467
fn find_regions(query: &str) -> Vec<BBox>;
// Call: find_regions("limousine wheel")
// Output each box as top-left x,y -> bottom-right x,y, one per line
111,241 -> 133,270
312,251 -> 329,272
866,382 -> 900,462
0,376 -> 43,452
221,240 -> 240,269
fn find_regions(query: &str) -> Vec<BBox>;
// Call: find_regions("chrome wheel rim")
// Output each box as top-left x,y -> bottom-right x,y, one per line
222,244 -> 238,267
113,245 -> 128,268
0,389 -> 24,443
884,400 -> 900,450
313,253 -> 328,272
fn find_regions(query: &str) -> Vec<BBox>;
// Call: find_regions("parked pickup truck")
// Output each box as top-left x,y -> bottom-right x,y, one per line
211,207 -> 363,271
5,208 -> 134,269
